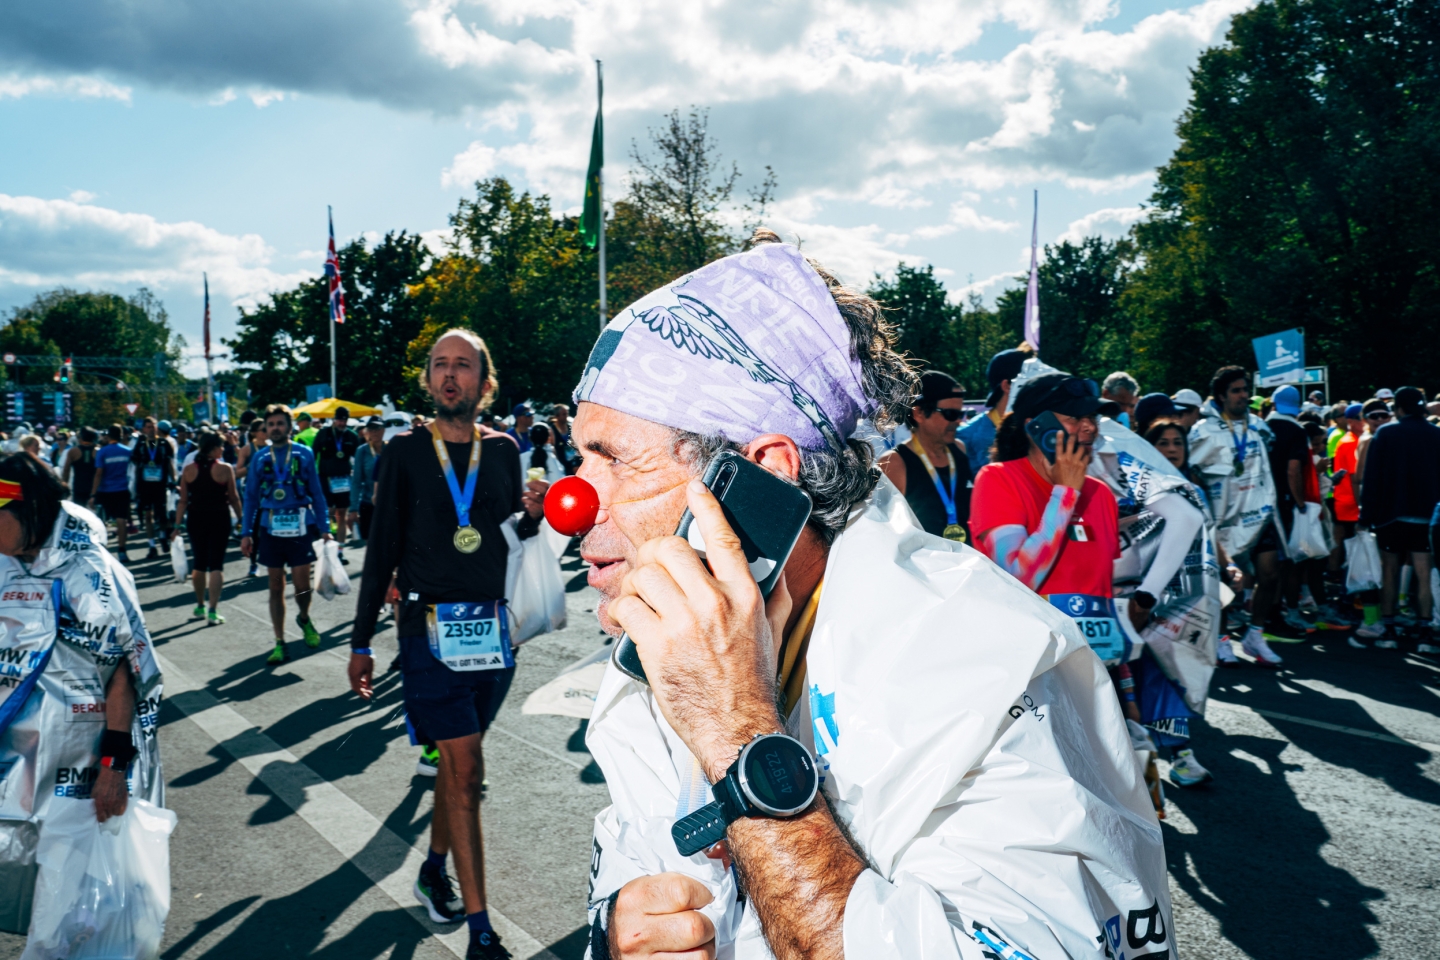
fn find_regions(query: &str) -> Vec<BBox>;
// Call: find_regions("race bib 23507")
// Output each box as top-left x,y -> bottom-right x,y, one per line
426,601 -> 513,672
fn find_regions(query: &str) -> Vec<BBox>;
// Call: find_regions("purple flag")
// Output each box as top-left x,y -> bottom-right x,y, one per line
1024,190 -> 1040,353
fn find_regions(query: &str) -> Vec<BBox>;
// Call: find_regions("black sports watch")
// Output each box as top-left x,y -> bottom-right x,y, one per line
672,733 -> 819,857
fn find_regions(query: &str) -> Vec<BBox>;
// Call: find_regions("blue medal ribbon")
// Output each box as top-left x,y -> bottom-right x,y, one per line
906,438 -> 958,525
431,424 -> 481,528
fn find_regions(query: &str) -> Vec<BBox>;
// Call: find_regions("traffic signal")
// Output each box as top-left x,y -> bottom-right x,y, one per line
59,358 -> 71,384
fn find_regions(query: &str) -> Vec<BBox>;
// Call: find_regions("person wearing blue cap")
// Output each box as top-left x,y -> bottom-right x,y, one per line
956,347 -> 1027,475
506,403 -> 534,454
1132,392 -> 1178,437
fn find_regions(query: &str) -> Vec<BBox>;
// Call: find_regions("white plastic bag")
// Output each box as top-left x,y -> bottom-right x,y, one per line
313,539 -> 349,601
508,523 -> 567,645
1287,502 -> 1330,560
169,536 -> 188,582
1345,530 -> 1382,593
22,798 -> 177,960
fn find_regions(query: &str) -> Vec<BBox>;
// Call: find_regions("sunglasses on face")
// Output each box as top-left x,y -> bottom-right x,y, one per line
931,408 -> 965,422
1367,412 -> 1391,421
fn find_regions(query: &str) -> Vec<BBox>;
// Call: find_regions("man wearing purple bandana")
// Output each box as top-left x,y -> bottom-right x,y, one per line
576,232 -> 1173,960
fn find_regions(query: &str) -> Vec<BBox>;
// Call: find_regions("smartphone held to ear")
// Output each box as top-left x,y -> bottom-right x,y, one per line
1025,411 -> 1066,464
612,452 -> 813,685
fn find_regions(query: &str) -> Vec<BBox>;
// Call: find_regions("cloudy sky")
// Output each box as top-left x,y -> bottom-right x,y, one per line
0,0 -> 1250,377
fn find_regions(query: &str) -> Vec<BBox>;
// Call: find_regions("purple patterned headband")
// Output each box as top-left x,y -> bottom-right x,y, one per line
573,243 -> 872,451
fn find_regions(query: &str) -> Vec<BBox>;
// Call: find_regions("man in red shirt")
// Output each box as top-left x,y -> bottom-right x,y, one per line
971,372 -> 1129,661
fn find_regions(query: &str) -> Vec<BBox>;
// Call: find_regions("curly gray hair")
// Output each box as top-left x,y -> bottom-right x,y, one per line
663,229 -> 916,544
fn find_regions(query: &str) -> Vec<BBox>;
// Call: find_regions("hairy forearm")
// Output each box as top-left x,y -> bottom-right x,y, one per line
729,797 -> 866,960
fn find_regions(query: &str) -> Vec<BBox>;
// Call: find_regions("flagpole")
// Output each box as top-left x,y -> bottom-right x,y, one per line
1024,190 -> 1040,355
596,60 -> 606,333
329,206 -> 338,399
204,272 -> 216,419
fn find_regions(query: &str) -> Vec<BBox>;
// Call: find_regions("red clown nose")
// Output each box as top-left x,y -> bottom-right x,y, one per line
543,475 -> 600,537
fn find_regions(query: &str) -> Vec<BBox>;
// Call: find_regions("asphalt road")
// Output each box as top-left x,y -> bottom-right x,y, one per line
2,534 -> 1438,960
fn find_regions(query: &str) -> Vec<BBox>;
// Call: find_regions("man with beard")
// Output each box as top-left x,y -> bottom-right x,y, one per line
572,234 -> 1171,960
347,329 -> 547,960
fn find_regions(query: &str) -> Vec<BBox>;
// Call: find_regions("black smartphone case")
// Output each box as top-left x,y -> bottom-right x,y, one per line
613,452 -> 813,684
1025,410 -> 1064,464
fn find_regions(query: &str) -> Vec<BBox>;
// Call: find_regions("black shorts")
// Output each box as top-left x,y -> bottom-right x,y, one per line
256,524 -> 321,570
1254,518 -> 1285,557
135,482 -> 168,512
399,634 -> 515,743
1376,521 -> 1430,556
322,476 -> 351,509
187,518 -> 231,572
94,490 -> 130,522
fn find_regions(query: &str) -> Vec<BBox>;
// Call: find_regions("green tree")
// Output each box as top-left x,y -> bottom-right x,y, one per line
996,238 -> 1133,382
869,264 -> 959,373
1125,0 -> 1440,397
228,231 -> 430,407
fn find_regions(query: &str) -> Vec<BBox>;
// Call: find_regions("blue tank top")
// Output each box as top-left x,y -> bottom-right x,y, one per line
95,443 -> 132,493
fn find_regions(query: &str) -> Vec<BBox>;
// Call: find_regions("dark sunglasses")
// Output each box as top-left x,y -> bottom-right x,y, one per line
932,408 -> 965,422
1366,411 -> 1392,421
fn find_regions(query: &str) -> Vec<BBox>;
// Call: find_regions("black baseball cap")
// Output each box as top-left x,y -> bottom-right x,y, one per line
1012,372 -> 1103,419
915,370 -> 964,407
985,349 -> 1028,407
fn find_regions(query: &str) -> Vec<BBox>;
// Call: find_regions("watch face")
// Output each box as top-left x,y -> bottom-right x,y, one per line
738,734 -> 818,817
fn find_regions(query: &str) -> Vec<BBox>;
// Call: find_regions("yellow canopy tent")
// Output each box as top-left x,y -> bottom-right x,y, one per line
290,398 -> 382,420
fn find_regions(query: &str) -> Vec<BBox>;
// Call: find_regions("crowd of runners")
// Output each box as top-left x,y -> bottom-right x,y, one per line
3,238 -> 1438,959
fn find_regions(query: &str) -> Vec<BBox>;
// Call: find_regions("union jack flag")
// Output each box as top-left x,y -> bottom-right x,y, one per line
326,206 -> 346,325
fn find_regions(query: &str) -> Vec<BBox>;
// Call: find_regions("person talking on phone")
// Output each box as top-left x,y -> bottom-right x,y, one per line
573,233 -> 1171,960
347,329 -> 547,960
878,370 -> 973,542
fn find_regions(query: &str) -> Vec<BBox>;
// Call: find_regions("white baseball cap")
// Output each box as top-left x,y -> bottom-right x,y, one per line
1171,388 -> 1203,410
1376,388 -> 1395,400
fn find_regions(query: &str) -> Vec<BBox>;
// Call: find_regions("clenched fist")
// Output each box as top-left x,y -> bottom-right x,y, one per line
610,873 -> 716,959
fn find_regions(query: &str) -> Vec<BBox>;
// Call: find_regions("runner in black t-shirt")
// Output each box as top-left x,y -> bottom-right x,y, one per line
129,416 -> 174,559
348,329 -> 546,960
314,408 -> 362,562
879,370 -> 973,542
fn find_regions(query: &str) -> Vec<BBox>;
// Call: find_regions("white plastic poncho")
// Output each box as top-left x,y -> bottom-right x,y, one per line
1187,401 -> 1277,561
583,481 -> 1174,960
0,502 -> 164,920
1091,419 -> 1222,714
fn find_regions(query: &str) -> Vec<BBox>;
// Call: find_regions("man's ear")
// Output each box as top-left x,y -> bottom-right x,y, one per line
744,434 -> 802,483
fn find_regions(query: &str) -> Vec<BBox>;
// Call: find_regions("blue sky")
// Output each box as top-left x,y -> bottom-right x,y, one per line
0,0 -> 1251,378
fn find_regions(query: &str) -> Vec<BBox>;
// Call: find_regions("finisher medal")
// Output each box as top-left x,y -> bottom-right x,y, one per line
942,523 -> 967,543
431,422 -> 483,555
453,525 -> 481,553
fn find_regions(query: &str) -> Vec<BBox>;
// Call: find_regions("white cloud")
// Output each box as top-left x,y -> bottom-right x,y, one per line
0,71 -> 129,101
67,190 -> 96,204
1058,204 -> 1145,243
0,194 -> 310,305
441,142 -> 498,188
914,201 -> 1015,239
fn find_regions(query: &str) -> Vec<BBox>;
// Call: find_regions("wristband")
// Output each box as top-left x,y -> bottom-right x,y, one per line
589,890 -> 620,960
99,729 -> 137,772
352,647 -> 373,657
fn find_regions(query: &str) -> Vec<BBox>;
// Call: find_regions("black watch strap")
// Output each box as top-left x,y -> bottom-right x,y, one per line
672,800 -> 729,857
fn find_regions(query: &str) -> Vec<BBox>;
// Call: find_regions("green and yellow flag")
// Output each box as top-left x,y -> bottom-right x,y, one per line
579,67 -> 604,250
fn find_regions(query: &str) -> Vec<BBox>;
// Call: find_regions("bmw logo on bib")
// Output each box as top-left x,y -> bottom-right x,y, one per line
452,603 -> 469,618
1067,595 -> 1088,616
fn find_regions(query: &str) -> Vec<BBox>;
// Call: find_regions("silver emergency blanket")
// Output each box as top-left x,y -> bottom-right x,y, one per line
583,480 -> 1173,960
0,502 -> 163,932
1187,401 -> 1277,560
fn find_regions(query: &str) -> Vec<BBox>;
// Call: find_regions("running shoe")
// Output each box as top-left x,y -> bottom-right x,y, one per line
1355,620 -> 1386,640
1242,628 -> 1283,667
414,863 -> 463,924
1216,638 -> 1239,667
1312,604 -> 1355,630
1347,635 -> 1368,649
1169,748 -> 1213,787
1374,627 -> 1400,650
208,609 -> 225,625
298,614 -> 321,648
266,641 -> 289,665
467,931 -> 512,960
1418,643 -> 1440,654
1261,619 -> 1305,645
337,548 -> 348,565
247,561 -> 259,578
191,603 -> 206,620
416,745 -> 440,777
1278,609 -> 1316,640
145,546 -> 158,561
